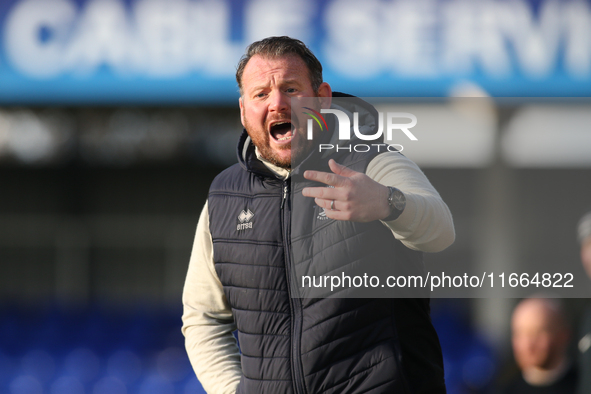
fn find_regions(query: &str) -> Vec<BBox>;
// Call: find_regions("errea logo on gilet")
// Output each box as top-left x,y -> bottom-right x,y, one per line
237,209 -> 254,231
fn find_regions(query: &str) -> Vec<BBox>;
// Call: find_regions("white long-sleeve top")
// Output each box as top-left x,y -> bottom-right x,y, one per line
181,151 -> 455,394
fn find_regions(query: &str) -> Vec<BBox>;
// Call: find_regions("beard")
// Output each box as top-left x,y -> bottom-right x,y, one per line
243,97 -> 322,170
243,116 -> 292,169
243,117 -> 315,170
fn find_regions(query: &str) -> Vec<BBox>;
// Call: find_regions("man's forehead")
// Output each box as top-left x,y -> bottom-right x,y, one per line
242,54 -> 310,84
513,301 -> 557,329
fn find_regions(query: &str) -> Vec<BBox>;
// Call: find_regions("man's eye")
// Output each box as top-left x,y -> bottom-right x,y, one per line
255,92 -> 266,98
286,88 -> 297,93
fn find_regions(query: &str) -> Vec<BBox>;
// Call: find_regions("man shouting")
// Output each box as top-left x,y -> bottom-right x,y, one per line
182,36 -> 455,394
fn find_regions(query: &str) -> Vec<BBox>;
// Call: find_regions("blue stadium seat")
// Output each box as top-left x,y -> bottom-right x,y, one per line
49,376 -> 85,394
137,374 -> 175,394
106,349 -> 143,385
9,375 -> 43,394
92,376 -> 127,394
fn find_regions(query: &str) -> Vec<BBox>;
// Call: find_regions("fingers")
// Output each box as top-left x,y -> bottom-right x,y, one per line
328,159 -> 357,177
303,160 -> 358,187
303,169 -> 343,187
313,198 -> 353,221
302,185 -> 338,200
301,160 -> 364,222
315,197 -> 337,211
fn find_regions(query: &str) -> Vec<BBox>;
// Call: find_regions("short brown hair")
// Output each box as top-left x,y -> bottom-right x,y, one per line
236,36 -> 323,95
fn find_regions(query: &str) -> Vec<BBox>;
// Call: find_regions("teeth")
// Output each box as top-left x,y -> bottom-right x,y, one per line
277,136 -> 291,141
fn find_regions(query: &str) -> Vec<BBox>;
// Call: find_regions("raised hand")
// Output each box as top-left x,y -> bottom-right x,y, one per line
302,159 -> 391,222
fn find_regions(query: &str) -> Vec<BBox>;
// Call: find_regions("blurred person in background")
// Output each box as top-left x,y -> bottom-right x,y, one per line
576,210 -> 591,394
181,36 -> 455,394
501,297 -> 576,394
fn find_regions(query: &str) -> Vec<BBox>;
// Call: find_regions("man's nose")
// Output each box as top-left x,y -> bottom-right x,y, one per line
268,91 -> 289,112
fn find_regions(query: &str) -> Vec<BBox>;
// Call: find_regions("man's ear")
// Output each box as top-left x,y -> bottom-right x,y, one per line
317,82 -> 332,108
239,97 -> 245,127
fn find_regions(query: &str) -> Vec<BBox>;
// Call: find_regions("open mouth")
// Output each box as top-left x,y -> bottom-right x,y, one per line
270,121 -> 293,142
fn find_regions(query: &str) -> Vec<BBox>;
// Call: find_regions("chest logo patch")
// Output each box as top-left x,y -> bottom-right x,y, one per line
316,207 -> 330,221
237,209 -> 254,231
